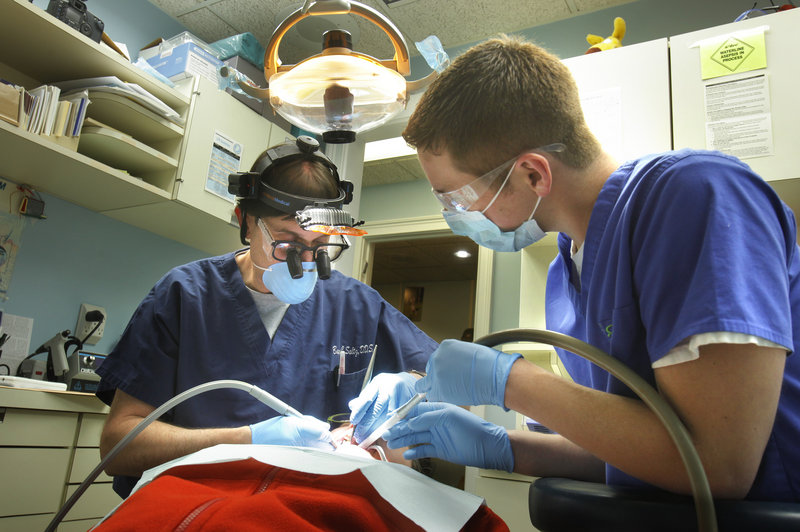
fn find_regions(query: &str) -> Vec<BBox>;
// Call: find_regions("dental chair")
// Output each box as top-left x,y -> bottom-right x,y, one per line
528,477 -> 800,531
476,329 -> 800,532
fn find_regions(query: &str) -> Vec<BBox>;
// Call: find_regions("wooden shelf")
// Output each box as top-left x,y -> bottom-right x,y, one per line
0,0 -> 189,111
0,120 -> 171,212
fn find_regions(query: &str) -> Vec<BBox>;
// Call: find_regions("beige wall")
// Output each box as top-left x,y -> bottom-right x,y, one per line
374,280 -> 474,343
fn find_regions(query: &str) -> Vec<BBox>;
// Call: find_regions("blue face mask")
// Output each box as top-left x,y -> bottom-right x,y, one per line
261,261 -> 318,304
442,203 -> 545,252
442,163 -> 546,252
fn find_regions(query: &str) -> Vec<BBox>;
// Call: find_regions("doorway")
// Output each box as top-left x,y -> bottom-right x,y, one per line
351,215 -> 494,340
370,235 -> 478,342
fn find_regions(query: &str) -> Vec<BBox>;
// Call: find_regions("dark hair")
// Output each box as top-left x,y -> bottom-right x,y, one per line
404,34 -> 601,173
237,148 -> 340,242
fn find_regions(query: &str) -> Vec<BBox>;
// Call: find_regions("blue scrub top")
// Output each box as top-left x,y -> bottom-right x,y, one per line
97,250 -> 437,496
546,149 -> 800,501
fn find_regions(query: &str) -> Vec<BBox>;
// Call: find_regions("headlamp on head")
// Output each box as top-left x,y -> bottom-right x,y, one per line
228,135 -> 367,240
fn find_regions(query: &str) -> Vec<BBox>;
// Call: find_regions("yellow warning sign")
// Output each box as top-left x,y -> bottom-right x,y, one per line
700,30 -> 767,80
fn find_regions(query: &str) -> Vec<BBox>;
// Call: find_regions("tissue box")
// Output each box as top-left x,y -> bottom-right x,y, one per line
140,32 -> 222,85
223,56 -> 268,116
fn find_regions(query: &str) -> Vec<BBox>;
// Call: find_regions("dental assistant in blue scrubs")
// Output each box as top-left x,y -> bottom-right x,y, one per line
96,137 -> 436,498
384,35 -> 800,502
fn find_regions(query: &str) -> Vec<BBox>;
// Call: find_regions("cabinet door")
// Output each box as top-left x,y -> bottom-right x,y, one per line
671,9 -> 800,183
176,77 -> 277,222
0,408 -> 77,446
0,448 -> 71,516
561,38 -> 672,162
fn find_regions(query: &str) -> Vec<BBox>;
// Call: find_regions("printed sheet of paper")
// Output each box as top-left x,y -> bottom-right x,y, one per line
205,131 -> 242,203
704,73 -> 773,159
0,312 -> 34,376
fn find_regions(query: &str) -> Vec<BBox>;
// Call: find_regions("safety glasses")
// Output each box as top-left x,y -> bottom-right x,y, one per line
431,143 -> 566,212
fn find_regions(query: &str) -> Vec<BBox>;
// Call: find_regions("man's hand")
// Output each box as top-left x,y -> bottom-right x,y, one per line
349,372 -> 417,443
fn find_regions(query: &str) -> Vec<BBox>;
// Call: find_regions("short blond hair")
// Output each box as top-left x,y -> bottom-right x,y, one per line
404,35 -> 601,174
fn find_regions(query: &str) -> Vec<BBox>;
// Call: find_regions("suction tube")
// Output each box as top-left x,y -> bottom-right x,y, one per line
475,329 -> 716,532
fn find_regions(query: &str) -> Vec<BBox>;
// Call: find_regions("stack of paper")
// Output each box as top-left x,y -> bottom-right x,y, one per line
13,84 -> 89,139
26,84 -> 60,135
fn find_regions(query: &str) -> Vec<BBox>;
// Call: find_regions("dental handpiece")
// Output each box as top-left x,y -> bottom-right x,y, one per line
358,392 -> 426,449
248,385 -> 304,418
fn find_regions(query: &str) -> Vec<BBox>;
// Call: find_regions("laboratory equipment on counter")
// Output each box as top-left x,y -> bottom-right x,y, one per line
63,350 -> 107,393
358,392 -> 426,449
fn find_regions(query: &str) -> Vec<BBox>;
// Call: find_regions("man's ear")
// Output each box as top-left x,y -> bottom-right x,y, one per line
517,153 -> 553,198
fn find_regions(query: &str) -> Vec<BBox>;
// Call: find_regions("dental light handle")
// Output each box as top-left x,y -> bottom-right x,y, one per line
45,380 -> 303,532
358,392 -> 426,449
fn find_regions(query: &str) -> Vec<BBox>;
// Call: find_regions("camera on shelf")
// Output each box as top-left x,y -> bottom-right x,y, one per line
46,0 -> 104,43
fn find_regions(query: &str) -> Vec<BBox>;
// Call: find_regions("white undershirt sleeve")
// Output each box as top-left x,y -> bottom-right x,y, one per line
653,332 -> 786,368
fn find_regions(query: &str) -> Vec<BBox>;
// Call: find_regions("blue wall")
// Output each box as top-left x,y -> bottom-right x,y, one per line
2,191 -> 206,358
5,2 -> 200,361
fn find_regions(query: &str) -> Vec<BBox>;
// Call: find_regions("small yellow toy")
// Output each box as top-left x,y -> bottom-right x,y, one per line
585,17 -> 626,54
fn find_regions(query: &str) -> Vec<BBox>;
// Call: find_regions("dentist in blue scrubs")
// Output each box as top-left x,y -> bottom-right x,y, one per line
96,137 -> 436,498
384,35 -> 800,503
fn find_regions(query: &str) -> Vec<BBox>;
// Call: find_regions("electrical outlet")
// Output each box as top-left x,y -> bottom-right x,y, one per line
75,303 -> 106,345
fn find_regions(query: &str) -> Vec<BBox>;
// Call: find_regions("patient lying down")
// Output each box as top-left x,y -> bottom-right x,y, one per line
91,425 -> 508,532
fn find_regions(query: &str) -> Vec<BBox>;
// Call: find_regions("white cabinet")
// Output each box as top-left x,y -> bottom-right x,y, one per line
175,76 -> 286,223
671,9 -> 800,184
562,38 -> 672,163
0,387 -> 114,531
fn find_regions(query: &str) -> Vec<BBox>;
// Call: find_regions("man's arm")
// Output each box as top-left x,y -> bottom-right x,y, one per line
508,430 -> 605,481
99,389 -> 251,477
504,343 -> 785,498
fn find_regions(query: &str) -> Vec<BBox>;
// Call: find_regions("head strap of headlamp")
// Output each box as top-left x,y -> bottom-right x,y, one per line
228,135 -> 354,215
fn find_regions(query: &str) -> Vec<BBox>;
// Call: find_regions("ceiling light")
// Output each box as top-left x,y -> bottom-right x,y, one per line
364,136 -> 416,162
228,0 -> 439,144
455,250 -> 472,259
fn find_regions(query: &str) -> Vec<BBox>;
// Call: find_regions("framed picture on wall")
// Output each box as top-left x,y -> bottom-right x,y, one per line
402,286 -> 424,322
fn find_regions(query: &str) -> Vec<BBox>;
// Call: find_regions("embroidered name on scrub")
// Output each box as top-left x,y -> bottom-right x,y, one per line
332,344 -> 375,373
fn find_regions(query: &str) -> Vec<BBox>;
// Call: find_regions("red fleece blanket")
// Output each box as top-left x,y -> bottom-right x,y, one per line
94,458 -> 509,531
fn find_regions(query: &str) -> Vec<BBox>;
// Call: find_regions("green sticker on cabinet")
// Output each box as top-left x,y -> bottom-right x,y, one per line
700,28 -> 767,80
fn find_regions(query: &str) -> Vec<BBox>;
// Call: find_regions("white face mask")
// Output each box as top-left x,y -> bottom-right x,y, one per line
442,163 -> 546,252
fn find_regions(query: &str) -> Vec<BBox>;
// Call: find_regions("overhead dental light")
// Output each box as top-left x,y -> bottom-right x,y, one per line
225,0 -> 446,144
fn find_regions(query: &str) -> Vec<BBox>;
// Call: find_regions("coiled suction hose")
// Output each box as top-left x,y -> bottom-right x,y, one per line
475,328 -> 716,532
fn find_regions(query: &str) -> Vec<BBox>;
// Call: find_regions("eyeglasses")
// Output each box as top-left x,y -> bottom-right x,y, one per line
432,143 -> 566,212
257,218 -> 349,262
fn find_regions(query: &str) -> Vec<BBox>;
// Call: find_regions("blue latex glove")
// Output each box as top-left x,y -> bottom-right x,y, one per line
416,339 -> 522,409
250,415 -> 334,449
384,402 -> 514,472
348,372 -> 417,443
